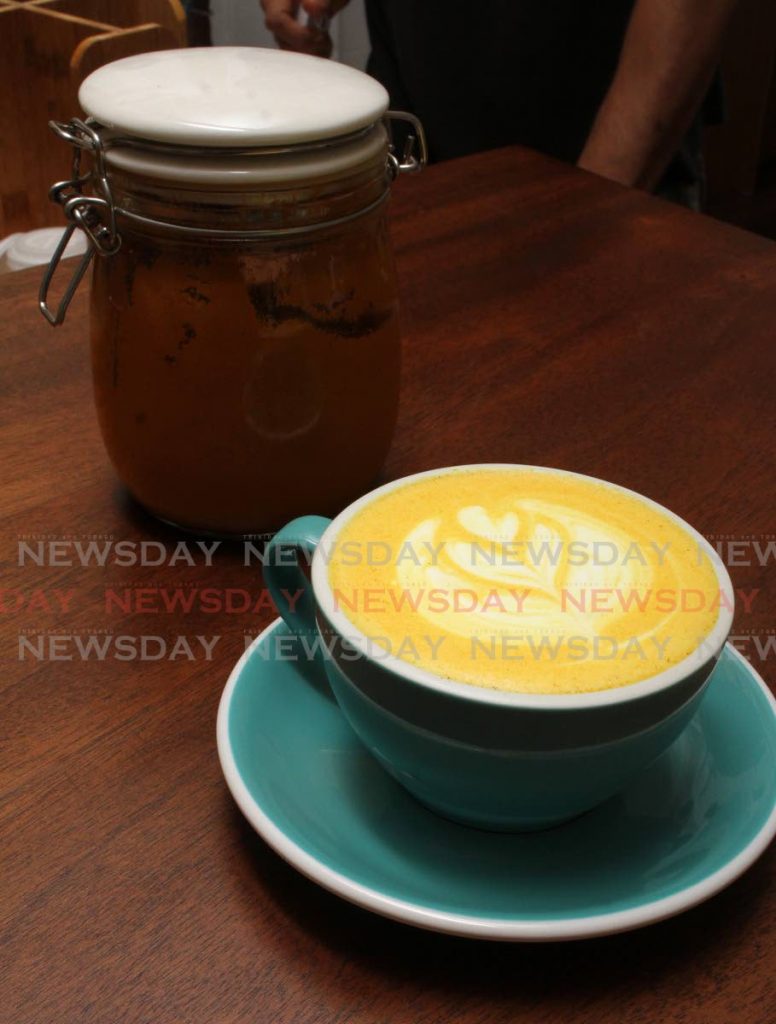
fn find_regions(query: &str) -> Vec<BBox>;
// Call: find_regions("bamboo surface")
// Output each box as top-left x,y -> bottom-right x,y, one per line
0,0 -> 184,236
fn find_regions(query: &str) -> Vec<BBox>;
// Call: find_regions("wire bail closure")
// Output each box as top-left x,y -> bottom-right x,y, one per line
39,111 -> 427,327
39,118 -> 122,325
385,110 -> 427,177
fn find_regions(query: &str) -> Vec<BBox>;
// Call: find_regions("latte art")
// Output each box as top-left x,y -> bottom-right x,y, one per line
327,468 -> 727,694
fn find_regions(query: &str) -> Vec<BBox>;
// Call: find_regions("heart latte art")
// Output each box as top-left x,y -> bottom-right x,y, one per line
326,469 -> 727,694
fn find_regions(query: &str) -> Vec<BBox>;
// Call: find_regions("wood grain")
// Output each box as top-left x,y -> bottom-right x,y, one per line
0,2 -> 182,236
28,0 -> 185,42
0,148 -> 774,1024
72,23 -> 180,82
0,5 -> 110,234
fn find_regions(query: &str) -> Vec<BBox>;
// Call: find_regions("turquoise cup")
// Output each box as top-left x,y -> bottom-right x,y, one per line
263,467 -> 734,832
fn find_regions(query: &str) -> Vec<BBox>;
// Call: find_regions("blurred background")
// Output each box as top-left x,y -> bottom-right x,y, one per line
1,0 -> 774,259
205,0 -> 370,68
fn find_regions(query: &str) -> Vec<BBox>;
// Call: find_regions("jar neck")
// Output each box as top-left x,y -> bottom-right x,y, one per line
100,126 -> 392,240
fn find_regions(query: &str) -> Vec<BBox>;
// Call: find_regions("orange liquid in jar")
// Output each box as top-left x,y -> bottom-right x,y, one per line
90,207 -> 400,535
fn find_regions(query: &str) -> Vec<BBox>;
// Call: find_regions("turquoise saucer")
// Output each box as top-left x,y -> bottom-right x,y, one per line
217,622 -> 776,941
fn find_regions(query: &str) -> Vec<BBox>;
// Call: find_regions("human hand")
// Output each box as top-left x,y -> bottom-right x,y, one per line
260,0 -> 349,58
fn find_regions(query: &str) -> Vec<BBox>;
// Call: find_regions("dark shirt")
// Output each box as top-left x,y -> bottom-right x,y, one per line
365,1 -> 721,203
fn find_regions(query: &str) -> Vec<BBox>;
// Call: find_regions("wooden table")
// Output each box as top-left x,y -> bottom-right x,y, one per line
2,147 -> 775,1024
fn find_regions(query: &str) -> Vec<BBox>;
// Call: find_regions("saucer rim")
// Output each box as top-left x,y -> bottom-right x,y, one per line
217,622 -> 776,942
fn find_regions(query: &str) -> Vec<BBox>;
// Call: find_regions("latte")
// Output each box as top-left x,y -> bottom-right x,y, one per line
326,467 -> 728,695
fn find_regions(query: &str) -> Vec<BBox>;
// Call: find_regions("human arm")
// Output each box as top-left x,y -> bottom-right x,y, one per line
577,0 -> 739,190
260,0 -> 350,57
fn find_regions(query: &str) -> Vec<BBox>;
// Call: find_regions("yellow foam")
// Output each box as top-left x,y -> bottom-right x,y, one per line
327,470 -> 725,694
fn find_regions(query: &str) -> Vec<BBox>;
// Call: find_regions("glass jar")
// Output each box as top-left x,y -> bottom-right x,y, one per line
41,48 -> 425,536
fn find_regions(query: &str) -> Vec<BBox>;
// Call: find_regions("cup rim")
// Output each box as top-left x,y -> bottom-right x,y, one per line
310,464 -> 735,710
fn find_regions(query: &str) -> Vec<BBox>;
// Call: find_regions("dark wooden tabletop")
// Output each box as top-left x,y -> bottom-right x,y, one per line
2,147 -> 775,1024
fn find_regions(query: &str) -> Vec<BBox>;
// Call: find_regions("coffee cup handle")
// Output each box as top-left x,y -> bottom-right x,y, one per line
264,515 -> 332,636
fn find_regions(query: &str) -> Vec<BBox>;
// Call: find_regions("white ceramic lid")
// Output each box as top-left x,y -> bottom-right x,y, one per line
78,47 -> 389,148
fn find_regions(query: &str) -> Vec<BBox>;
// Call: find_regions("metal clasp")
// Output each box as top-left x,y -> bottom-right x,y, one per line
39,113 -> 426,325
385,110 -> 428,177
39,118 -> 121,326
